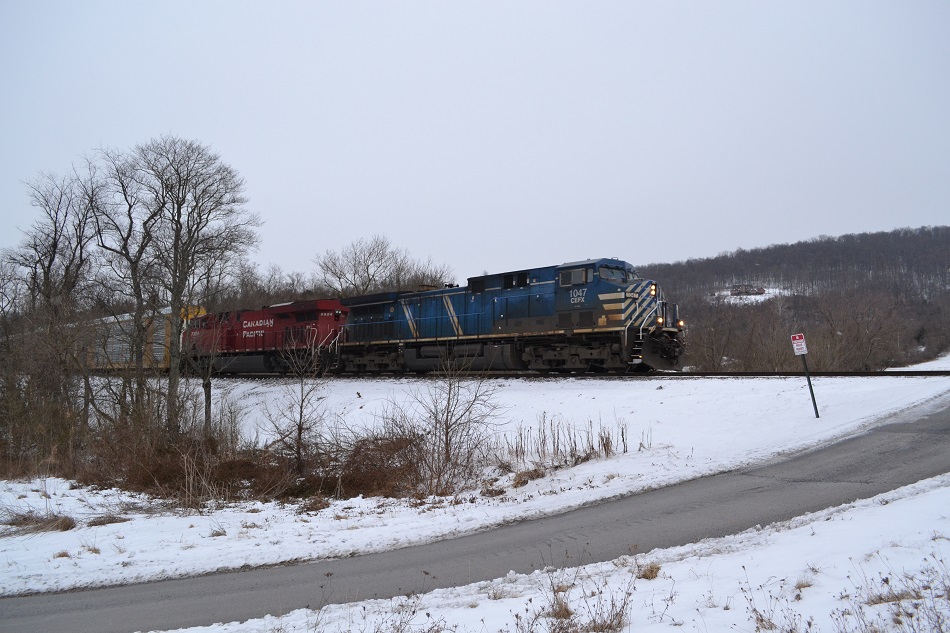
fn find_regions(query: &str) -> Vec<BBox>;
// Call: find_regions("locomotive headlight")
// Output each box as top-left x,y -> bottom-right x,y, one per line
677,319 -> 685,327
649,284 -> 657,296
656,316 -> 664,325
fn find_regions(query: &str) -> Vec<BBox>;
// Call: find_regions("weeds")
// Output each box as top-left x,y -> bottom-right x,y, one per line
648,578 -> 682,626
738,567 -> 815,633
502,569 -> 633,633
80,536 -> 101,554
481,483 -> 506,498
501,414 -> 630,476
513,467 -> 546,489
377,366 -> 500,497
207,519 -> 227,538
87,514 -> 131,527
832,553 -> 950,632
1,508 -> 77,535
345,595 -> 457,633
636,560 -> 661,580
297,496 -> 330,514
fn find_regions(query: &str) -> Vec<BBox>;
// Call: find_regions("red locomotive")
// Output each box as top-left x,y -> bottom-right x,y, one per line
186,299 -> 347,374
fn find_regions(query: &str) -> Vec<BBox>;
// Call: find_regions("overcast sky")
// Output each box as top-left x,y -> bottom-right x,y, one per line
2,1 -> 948,283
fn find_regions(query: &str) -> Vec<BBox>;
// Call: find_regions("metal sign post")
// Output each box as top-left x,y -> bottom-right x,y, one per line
791,333 -> 819,418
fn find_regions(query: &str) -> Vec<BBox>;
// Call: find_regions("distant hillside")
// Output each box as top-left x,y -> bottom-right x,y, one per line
639,226 -> 950,300
637,226 -> 950,371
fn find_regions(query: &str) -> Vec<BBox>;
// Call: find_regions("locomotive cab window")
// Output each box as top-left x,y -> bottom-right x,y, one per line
599,267 -> 629,283
559,268 -> 589,287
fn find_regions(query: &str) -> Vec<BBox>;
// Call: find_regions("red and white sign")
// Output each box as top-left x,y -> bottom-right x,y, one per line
791,333 -> 808,356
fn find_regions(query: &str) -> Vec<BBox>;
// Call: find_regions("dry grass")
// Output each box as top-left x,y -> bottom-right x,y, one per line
636,561 -> 661,580
512,466 -> 546,489
297,495 -> 331,514
480,484 -> 506,498
87,514 -> 131,527
501,570 -> 633,633
548,593 -> 575,620
831,554 -> 950,632
2,509 -> 77,535
501,414 -> 629,476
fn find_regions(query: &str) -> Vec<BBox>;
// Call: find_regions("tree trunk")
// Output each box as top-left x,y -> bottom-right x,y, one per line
203,374 -> 212,439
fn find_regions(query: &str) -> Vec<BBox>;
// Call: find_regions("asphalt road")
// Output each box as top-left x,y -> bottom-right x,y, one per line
3,396 -> 950,633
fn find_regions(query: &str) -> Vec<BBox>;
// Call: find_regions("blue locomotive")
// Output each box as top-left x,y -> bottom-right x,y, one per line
339,258 -> 684,373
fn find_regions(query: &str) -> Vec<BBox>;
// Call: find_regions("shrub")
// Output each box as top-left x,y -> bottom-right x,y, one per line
378,367 -> 499,496
512,466 -> 545,488
339,434 -> 420,498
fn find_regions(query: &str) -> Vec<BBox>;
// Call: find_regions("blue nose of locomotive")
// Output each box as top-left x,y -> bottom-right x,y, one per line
637,288 -> 685,371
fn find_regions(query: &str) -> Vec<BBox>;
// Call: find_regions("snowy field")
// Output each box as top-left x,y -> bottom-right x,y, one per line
714,287 -> 784,305
1,355 -> 949,631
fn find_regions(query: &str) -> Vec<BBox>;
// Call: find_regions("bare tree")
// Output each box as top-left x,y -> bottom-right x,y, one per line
0,254 -> 26,473
15,173 -> 97,318
0,255 -> 22,338
7,172 -> 97,472
682,297 -> 740,371
220,261 -> 322,308
813,290 -> 902,371
315,234 -> 452,297
262,339 -> 329,477
132,136 -> 261,435
85,149 -> 165,408
381,364 -> 499,496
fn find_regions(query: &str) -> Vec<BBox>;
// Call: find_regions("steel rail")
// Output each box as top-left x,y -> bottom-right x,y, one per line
211,370 -> 950,382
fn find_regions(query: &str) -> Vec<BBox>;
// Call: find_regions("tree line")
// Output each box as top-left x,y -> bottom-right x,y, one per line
639,226 -> 950,371
0,135 -> 451,487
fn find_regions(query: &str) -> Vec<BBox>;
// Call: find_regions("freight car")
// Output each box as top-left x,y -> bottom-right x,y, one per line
339,258 -> 683,373
90,307 -> 205,371
185,299 -> 347,374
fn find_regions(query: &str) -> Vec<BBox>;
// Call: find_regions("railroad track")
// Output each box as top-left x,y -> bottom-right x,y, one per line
212,369 -> 950,381
662,370 -> 950,378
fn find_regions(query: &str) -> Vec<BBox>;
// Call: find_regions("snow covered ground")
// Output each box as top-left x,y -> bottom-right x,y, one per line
2,355 -> 949,631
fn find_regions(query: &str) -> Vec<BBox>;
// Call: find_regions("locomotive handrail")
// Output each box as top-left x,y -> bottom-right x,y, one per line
319,329 -> 340,349
638,301 -> 659,339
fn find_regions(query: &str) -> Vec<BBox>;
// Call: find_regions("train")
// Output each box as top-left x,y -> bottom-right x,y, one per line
184,257 -> 685,374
